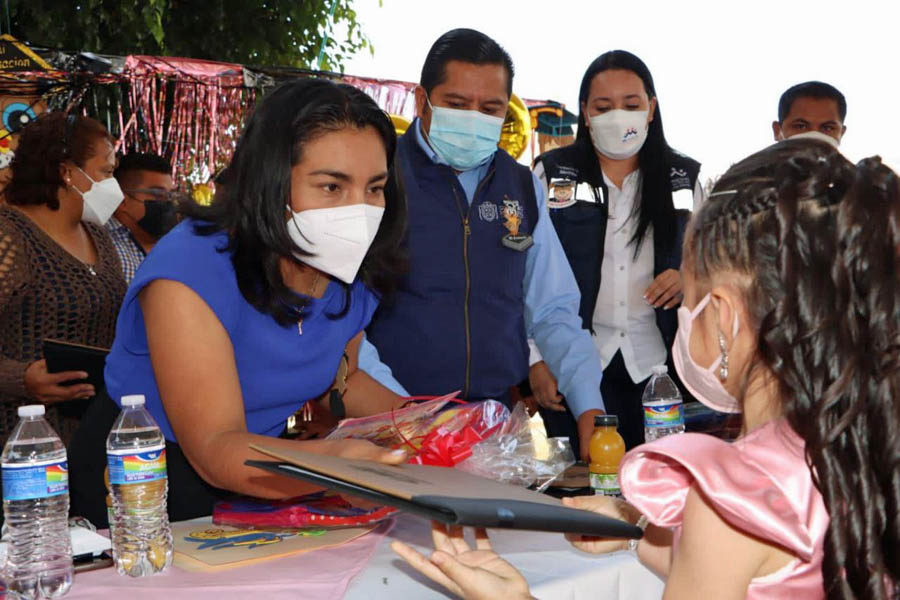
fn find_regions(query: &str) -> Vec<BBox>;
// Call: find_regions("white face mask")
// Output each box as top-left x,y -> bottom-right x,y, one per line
780,130 -> 841,149
286,204 -> 385,284
73,167 -> 124,226
587,109 -> 650,160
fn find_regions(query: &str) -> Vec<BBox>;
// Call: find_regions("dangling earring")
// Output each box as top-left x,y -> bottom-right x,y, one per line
718,332 -> 729,381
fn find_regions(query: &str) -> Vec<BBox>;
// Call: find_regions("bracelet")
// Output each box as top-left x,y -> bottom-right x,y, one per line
627,514 -> 649,554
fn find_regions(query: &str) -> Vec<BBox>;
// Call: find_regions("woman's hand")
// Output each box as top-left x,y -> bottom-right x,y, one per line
24,359 -> 94,403
562,495 -> 642,554
644,268 -> 682,309
392,522 -> 533,600
528,361 -> 565,412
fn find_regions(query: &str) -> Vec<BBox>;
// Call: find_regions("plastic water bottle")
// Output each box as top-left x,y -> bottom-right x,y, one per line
106,395 -> 172,577
1,405 -> 73,599
642,365 -> 685,442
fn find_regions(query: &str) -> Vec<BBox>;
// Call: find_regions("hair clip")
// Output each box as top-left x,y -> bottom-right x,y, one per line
708,189 -> 738,198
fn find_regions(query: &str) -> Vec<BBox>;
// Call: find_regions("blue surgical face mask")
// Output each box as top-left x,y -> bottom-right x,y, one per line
425,96 -> 504,171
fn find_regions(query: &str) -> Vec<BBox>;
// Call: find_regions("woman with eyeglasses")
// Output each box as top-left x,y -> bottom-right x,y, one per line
0,112 -> 127,447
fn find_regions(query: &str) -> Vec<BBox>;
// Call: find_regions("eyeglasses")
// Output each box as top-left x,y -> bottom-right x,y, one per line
122,188 -> 181,202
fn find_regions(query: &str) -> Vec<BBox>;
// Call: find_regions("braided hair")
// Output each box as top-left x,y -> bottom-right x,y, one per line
685,138 -> 899,599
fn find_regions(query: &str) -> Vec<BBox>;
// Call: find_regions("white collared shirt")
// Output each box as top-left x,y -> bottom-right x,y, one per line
591,171 -> 667,383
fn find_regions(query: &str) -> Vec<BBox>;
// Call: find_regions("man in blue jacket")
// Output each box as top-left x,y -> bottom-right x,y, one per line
367,28 -> 604,459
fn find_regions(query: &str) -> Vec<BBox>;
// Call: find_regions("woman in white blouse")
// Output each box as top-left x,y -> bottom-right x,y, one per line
528,50 -> 704,450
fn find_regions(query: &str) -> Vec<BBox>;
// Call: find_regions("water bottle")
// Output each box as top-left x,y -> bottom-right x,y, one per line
642,365 -> 685,442
1,405 -> 73,599
106,395 -> 172,577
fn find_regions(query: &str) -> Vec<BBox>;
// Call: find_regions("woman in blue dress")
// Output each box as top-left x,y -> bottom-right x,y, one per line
69,78 -> 410,525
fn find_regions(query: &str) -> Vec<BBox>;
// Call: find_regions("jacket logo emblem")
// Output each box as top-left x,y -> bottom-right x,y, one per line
501,197 -> 524,236
549,179 -> 576,209
670,167 -> 691,190
478,202 -> 498,222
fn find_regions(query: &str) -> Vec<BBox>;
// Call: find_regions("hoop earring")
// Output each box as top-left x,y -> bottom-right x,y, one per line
718,332 -> 729,381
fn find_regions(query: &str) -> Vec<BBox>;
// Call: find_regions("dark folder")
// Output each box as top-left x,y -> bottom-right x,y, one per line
42,339 -> 110,390
246,443 -> 642,538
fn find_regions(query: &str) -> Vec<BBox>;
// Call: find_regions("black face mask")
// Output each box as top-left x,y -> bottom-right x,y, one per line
138,200 -> 178,239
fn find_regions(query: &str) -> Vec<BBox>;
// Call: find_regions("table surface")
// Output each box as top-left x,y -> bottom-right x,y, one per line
64,515 -> 664,599
347,515 -> 664,599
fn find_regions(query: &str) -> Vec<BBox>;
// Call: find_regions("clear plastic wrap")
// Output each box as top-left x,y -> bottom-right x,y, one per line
326,396 -> 574,489
456,402 -> 576,489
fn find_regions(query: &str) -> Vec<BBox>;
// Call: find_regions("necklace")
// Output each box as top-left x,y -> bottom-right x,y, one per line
297,269 -> 322,335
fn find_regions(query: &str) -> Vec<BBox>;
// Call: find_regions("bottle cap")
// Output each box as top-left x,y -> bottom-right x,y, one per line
651,364 -> 668,376
594,414 -> 618,427
17,405 -> 45,418
121,395 -> 146,407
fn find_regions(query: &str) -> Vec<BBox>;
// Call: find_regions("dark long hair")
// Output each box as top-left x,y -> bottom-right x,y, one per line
575,50 -> 677,255
686,139 -> 899,599
183,78 -> 407,325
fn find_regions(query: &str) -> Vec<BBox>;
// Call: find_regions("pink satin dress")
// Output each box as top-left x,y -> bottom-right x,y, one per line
619,419 -> 829,598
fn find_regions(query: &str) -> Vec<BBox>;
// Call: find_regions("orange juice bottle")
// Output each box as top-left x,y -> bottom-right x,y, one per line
589,415 -> 626,496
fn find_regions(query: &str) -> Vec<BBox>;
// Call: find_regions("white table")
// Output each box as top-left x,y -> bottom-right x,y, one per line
346,515 -> 665,599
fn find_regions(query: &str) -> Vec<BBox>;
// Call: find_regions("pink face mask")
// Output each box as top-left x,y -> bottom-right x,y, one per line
672,293 -> 742,414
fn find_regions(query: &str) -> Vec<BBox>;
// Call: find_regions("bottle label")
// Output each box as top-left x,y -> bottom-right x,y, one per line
107,445 -> 167,485
590,472 -> 621,496
644,402 -> 684,428
1,458 -> 68,501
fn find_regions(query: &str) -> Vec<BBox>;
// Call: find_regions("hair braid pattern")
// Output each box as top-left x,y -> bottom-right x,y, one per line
686,139 -> 899,599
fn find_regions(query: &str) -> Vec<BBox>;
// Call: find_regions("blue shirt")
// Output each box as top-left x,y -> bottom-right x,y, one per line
358,334 -> 408,395
105,216 -> 146,284
104,220 -> 380,441
413,122 -> 604,417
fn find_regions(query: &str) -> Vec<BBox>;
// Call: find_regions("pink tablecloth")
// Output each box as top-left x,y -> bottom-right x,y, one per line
66,519 -> 392,600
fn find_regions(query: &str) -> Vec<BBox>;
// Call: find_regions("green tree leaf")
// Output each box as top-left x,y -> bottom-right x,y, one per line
8,0 -> 369,70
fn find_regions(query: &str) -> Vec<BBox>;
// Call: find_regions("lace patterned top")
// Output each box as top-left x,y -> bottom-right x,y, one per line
0,205 -> 126,446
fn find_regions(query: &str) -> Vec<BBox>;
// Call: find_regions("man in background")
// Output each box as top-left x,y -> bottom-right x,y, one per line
107,152 -> 178,282
773,81 -> 847,147
367,29 -> 604,459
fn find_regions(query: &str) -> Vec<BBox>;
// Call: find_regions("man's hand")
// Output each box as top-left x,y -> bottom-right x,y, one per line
576,409 -> 606,461
24,360 -> 94,404
644,268 -> 682,309
528,361 -> 565,412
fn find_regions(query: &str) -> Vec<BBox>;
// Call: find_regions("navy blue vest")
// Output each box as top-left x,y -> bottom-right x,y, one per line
368,125 -> 537,401
535,139 -> 699,353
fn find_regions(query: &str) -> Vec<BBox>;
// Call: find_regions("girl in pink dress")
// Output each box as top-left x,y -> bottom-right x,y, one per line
393,139 -> 900,599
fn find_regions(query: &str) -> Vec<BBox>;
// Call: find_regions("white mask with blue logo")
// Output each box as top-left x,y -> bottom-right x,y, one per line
588,109 -> 649,160
425,96 -> 504,171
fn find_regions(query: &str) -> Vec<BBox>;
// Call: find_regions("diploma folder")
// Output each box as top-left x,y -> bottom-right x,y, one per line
246,443 -> 643,538
42,339 -> 109,390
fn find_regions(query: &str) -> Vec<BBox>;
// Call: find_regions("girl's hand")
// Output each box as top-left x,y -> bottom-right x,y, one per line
562,495 -> 642,554
329,438 -> 408,464
391,522 -> 533,600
